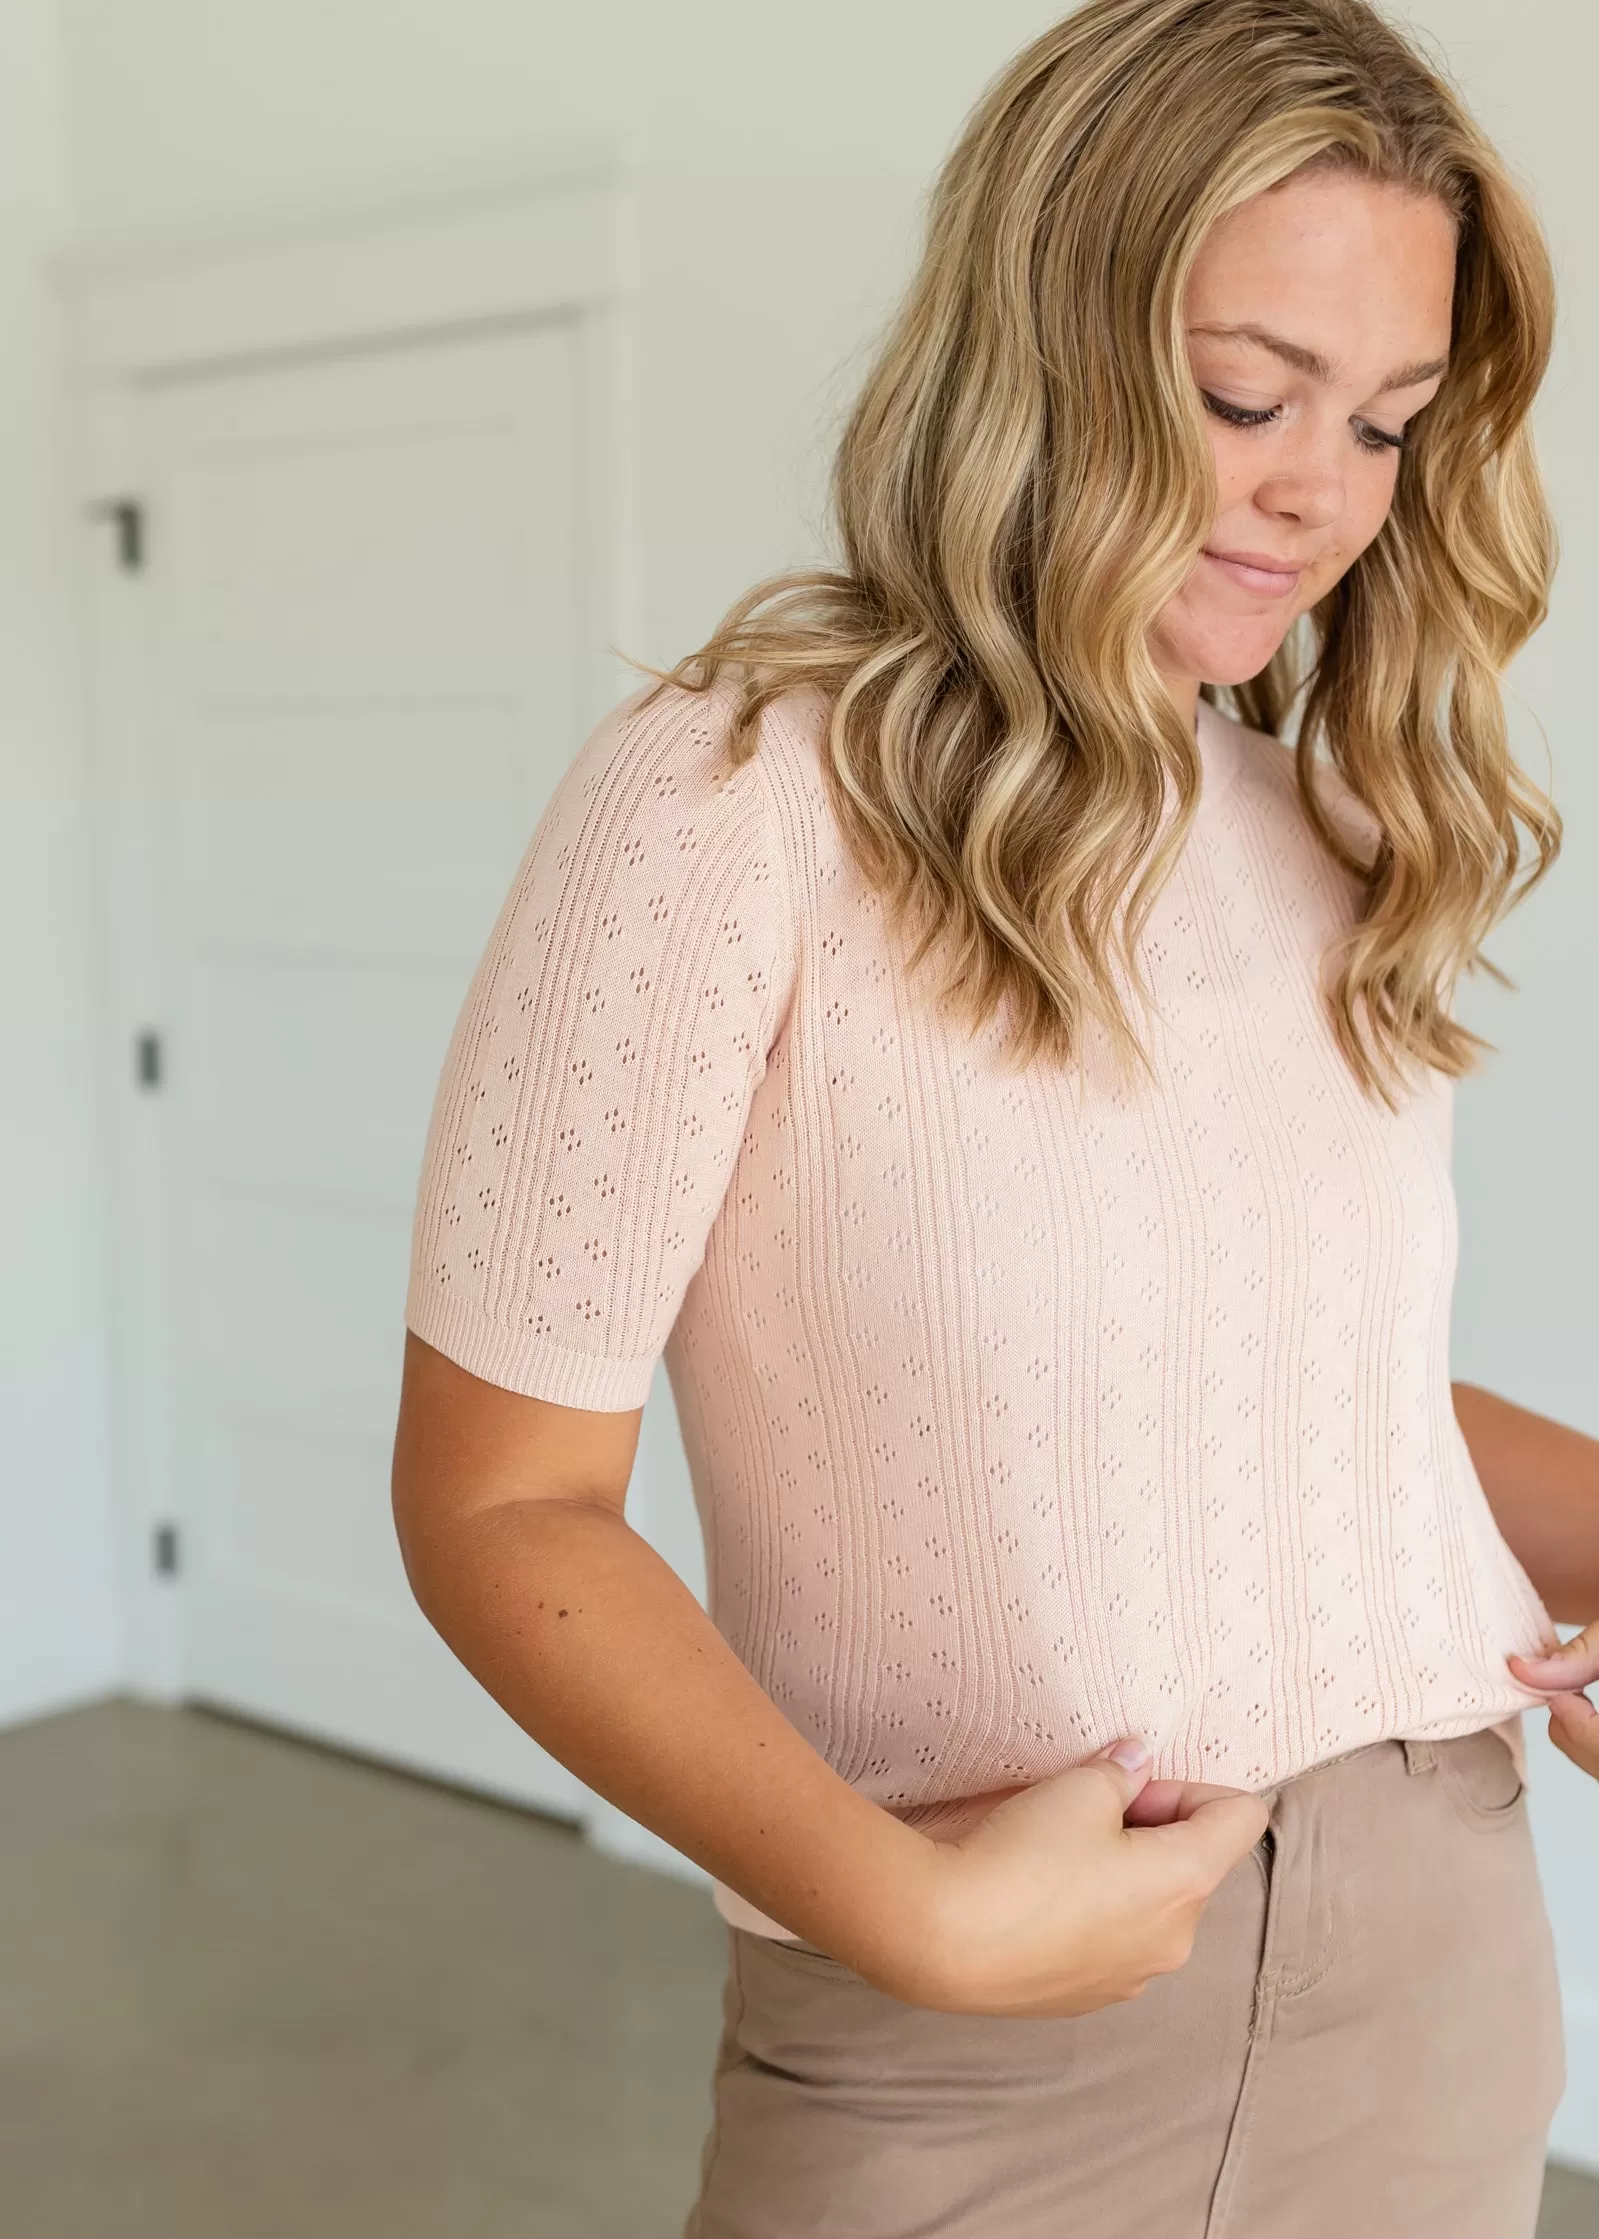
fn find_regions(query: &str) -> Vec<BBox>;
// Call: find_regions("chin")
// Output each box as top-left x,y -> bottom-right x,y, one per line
1154,608 -> 1298,693
1202,645 -> 1286,690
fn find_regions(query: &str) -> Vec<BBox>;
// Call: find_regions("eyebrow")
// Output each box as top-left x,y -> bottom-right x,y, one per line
1188,321 -> 1449,393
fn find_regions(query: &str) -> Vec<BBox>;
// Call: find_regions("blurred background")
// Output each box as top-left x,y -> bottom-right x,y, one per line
2,1 -> 1595,2232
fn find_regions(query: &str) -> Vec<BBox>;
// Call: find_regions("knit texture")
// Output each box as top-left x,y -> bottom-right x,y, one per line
406,681 -> 1550,1937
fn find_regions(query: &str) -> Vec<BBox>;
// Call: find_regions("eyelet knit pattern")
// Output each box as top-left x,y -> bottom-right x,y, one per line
406,680 -> 1548,1932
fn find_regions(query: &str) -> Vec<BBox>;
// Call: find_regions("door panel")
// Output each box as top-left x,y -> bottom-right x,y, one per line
143,322 -> 588,1817
186,705 -> 529,955
192,953 -> 470,1203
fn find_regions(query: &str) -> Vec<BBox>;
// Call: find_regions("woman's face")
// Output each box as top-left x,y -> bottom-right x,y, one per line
1148,165 -> 1457,699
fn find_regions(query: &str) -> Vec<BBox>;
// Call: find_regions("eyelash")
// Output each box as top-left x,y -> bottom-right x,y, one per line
1200,391 -> 1407,457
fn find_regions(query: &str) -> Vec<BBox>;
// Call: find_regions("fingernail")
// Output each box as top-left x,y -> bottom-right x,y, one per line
1102,1737 -> 1150,1771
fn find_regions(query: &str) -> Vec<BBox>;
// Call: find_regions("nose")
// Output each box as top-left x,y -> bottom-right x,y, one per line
1252,441 -> 1345,536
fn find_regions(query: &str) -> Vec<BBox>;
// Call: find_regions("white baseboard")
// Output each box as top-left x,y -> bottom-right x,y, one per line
0,1677 -> 123,1736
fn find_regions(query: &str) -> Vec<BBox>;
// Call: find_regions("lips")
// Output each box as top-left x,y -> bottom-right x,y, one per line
1202,547 -> 1303,596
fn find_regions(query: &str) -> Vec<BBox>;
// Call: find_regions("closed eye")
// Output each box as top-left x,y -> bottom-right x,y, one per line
1201,392 -> 1278,431
1199,391 -> 1408,457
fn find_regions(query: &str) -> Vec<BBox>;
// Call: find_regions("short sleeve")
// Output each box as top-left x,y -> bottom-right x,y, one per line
404,684 -> 796,1410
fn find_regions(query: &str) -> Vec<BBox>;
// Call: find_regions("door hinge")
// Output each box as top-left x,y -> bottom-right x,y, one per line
89,497 -> 146,573
152,1521 -> 181,1578
134,1028 -> 163,1090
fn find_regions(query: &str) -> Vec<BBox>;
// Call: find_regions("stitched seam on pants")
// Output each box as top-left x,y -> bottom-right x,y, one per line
1203,1971 -> 1279,2239
1274,1771 -> 1345,1999
1273,1921 -> 1340,1999
1436,1761 -> 1528,1828
1274,1827 -> 1343,2001
682,1931 -> 748,2239
1204,1801 -> 1288,2239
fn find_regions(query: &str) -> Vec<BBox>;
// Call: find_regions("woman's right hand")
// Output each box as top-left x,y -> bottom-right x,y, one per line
393,1341 -> 1268,2018
871,1740 -> 1270,2018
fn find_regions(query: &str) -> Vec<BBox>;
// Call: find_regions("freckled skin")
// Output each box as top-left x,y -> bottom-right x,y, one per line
1149,169 -> 1457,705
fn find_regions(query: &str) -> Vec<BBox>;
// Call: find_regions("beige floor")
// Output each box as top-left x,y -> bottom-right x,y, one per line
1,1700 -> 1594,2239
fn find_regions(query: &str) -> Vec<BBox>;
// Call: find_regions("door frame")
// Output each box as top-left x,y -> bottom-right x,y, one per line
61,174 -> 635,1738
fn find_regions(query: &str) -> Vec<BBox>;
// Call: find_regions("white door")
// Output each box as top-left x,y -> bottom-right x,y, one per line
137,321 -> 587,1817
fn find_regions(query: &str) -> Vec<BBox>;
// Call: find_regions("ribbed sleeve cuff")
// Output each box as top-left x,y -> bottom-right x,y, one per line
404,1276 -> 659,1412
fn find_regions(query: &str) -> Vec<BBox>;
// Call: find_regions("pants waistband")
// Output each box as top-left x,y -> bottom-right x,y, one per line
1255,1732 -> 1440,1811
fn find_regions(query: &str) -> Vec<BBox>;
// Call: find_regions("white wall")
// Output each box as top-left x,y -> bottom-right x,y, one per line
0,0 -> 121,1724
54,0 -> 1081,668
44,0 -> 1599,2164
1399,0 -> 1599,2172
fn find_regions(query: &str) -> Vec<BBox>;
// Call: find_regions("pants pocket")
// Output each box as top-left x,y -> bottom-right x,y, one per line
1434,1724 -> 1527,1824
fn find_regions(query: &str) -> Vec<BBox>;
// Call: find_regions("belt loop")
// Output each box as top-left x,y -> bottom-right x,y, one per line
1401,1737 -> 1438,1776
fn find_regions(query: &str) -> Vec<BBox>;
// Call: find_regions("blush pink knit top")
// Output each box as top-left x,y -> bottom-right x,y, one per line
405,680 -> 1549,1938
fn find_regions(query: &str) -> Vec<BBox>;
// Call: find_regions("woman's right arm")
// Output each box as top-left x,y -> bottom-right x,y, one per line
391,1328 -> 1269,2017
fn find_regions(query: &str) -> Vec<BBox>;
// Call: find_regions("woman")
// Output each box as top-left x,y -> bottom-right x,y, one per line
392,0 -> 1599,2231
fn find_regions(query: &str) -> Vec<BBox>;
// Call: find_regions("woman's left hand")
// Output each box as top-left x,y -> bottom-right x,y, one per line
1509,1627 -> 1599,1776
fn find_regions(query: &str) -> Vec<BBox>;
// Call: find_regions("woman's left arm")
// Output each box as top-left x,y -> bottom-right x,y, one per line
1452,1380 -> 1599,1776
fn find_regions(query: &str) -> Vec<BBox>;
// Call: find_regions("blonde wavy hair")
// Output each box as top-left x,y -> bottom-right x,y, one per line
648,0 -> 1559,1107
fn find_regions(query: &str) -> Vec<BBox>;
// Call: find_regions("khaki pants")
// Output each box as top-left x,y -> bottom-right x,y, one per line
685,1730 -> 1564,2238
